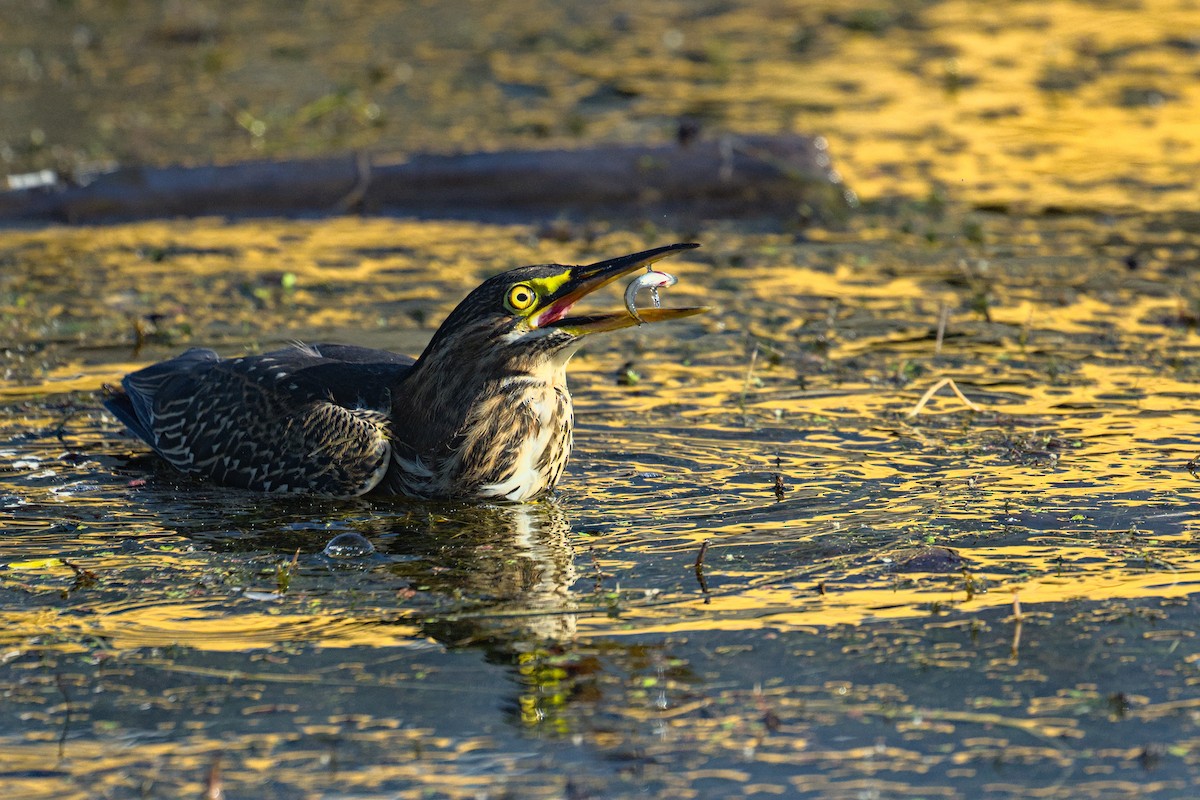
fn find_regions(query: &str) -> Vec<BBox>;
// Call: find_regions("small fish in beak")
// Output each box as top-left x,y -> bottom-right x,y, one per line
624,269 -> 679,324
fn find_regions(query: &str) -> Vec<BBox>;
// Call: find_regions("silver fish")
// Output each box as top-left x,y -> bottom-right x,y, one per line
624,269 -> 678,324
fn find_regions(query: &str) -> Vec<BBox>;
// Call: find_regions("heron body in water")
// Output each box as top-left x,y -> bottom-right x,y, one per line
105,243 -> 705,501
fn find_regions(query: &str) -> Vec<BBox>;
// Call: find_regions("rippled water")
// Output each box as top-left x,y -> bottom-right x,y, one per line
4,0 -> 1200,796
2,211 -> 1199,798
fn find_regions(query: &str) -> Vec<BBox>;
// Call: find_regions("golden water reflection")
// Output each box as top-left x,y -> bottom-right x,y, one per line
3,0 -> 1200,791
1,213 -> 1199,796
0,213 -> 1197,648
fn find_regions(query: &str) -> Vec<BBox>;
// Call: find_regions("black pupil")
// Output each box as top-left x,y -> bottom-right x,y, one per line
515,290 -> 528,304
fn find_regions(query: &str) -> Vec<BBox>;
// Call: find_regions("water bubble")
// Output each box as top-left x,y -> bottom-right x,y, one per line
322,532 -> 375,559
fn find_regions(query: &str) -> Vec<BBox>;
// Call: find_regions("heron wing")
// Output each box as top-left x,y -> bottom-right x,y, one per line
105,344 -> 414,497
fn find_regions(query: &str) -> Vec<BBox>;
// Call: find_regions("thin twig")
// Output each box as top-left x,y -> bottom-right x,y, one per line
1010,591 -> 1024,661
205,754 -> 225,800
333,150 -> 373,212
739,344 -> 760,411
935,304 -> 949,356
694,540 -> 711,602
908,377 -> 984,417
56,673 -> 71,759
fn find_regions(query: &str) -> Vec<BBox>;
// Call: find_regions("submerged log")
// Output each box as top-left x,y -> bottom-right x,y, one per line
0,134 -> 853,224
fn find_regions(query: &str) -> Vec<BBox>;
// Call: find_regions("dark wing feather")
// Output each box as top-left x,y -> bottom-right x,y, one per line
119,348 -> 220,436
301,343 -> 417,365
279,344 -> 415,410
106,344 -> 415,497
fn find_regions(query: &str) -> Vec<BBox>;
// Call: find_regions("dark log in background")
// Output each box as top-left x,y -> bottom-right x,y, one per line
0,135 -> 853,225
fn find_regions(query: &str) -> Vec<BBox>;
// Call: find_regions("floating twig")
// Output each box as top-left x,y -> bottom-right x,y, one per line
1010,591 -> 1024,661
908,377 -> 984,417
205,754 -> 225,800
935,303 -> 949,356
56,673 -> 71,759
587,547 -> 610,593
694,540 -> 711,602
739,344 -> 760,411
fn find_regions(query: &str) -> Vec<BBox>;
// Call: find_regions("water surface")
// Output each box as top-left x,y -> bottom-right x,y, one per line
3,0 -> 1200,797
2,214 -> 1199,798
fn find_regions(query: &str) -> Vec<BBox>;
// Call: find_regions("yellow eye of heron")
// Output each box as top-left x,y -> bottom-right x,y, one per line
505,283 -> 538,314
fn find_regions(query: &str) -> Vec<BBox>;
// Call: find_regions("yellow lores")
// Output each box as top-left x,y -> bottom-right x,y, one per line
104,244 -> 706,501
525,271 -> 572,301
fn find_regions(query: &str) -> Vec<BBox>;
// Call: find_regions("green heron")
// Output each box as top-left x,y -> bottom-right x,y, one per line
104,243 -> 705,501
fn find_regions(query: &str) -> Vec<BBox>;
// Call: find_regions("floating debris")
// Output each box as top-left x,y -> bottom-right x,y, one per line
908,377 -> 984,416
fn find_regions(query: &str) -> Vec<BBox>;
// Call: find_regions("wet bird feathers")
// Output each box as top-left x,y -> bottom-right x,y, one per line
103,243 -> 703,501
105,342 -> 572,500
106,345 -> 410,497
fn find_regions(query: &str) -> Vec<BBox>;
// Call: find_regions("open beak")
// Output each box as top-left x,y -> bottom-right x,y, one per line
532,243 -> 708,335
